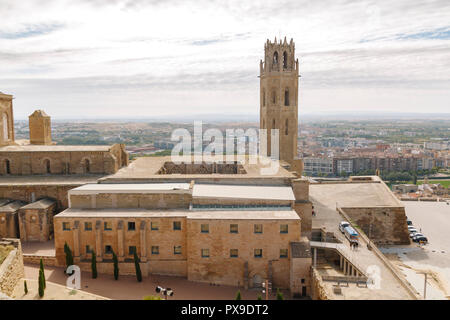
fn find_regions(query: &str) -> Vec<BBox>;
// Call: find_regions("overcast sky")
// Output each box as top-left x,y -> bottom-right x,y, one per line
0,0 -> 449,119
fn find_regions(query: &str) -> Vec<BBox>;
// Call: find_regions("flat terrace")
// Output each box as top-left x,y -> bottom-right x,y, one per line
55,208 -> 300,220
98,156 -> 296,185
0,175 -> 104,186
0,145 -> 112,152
309,181 -> 418,300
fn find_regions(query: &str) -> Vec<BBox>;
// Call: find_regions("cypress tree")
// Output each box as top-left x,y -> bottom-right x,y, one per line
257,294 -> 262,300
112,250 -> 119,280
39,258 -> 46,289
64,242 -> 74,273
133,251 -> 142,282
91,250 -> 97,279
235,290 -> 242,300
24,280 -> 28,295
38,269 -> 44,298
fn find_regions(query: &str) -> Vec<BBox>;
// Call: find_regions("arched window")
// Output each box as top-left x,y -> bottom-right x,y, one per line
85,159 -> 90,173
272,51 -> 278,67
271,91 -> 276,104
262,120 -> 265,129
5,159 -> 11,174
44,159 -> 51,174
272,119 -> 275,129
284,88 -> 289,106
283,51 -> 288,69
263,89 -> 266,106
285,119 -> 289,135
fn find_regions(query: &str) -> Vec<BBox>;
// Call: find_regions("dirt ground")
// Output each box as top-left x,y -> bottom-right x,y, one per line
20,264 -> 288,300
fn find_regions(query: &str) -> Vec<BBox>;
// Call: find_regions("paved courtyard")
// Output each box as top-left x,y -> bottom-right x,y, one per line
21,264 -> 288,300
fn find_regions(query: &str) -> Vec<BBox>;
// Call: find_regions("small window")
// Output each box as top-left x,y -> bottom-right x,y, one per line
62,222 -> 70,231
301,278 -> 305,284
86,245 -> 92,254
280,249 -> 288,258
104,222 -> 112,231
280,224 -> 288,234
201,249 -> 210,258
230,249 -> 238,258
128,222 -> 136,231
283,51 -> 288,69
105,245 -> 112,254
201,224 -> 209,233
151,222 -> 159,231
284,89 -> 289,106
174,246 -> 182,255
84,222 -> 92,231
254,224 -> 263,234
230,224 -> 238,233
151,246 -> 159,255
254,249 -> 263,258
129,246 -> 137,255
285,118 -> 289,135
5,159 -> 11,175
173,221 -> 181,230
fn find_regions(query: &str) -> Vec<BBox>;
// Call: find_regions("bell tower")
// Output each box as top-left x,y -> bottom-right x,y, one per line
260,37 -> 299,163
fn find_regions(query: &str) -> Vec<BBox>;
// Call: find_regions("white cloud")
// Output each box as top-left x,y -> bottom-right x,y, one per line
0,0 -> 449,119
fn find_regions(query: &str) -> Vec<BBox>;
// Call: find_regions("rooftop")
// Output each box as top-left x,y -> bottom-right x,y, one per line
0,201 -> 27,213
0,175 -> 104,186
0,145 -> 112,152
193,184 -> 295,201
20,198 -> 56,210
69,183 -> 191,195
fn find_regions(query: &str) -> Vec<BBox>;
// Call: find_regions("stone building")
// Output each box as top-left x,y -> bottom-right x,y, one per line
0,92 -> 14,147
0,200 -> 26,238
29,110 -> 52,145
18,198 -> 56,242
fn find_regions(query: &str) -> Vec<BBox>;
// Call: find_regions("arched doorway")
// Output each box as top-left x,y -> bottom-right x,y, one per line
252,274 -> 263,288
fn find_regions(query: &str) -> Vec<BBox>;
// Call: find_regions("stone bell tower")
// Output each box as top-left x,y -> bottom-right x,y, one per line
260,37 -> 299,163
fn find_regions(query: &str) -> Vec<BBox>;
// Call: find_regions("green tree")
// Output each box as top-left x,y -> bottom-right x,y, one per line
133,251 -> 142,282
24,280 -> 28,295
257,294 -> 262,300
38,269 -> 45,298
64,242 -> 74,274
235,290 -> 242,300
413,174 -> 418,185
276,289 -> 284,300
91,250 -> 97,279
39,258 -> 46,289
112,250 -> 119,280
143,295 -> 163,300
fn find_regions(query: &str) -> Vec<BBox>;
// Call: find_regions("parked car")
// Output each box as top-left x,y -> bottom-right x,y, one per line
408,228 -> 418,234
412,235 -> 428,244
339,221 -> 350,233
406,219 -> 413,226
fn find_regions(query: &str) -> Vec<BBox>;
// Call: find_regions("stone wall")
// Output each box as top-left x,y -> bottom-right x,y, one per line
0,93 -> 14,146
341,206 -> 410,245
0,238 -> 24,297
311,267 -> 331,300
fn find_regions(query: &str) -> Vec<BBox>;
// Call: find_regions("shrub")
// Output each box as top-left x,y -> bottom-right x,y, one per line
133,251 -> 142,282
39,258 -> 46,289
276,288 -> 284,300
91,250 -> 97,279
235,290 -> 242,300
143,295 -> 163,300
112,250 -> 119,280
38,269 -> 45,298
24,280 -> 28,295
257,294 -> 262,300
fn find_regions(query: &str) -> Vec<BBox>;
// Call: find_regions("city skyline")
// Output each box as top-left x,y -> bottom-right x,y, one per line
1,0 -> 449,119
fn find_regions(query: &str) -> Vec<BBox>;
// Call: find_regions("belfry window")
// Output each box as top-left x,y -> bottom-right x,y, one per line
85,159 -> 90,173
284,89 -> 289,106
44,159 -> 51,174
263,89 -> 266,106
283,51 -> 288,69
5,159 -> 11,174
273,51 -> 278,67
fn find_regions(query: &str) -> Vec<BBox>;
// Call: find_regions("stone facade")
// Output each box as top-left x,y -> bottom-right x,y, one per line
0,92 -> 14,147
18,198 -> 56,242
0,200 -> 25,238
29,110 -> 52,145
0,238 -> 24,297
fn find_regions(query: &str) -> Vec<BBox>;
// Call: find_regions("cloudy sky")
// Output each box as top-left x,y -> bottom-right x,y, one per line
0,0 -> 449,119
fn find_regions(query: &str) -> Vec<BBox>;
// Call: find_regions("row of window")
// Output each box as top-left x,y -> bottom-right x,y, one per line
63,221 -> 289,234
192,204 -> 291,210
91,245 -> 288,259
262,89 -> 291,107
3,159 -> 91,175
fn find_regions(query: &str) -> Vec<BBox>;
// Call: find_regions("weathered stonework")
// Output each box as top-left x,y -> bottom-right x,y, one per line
0,92 -> 14,147
29,110 -> 52,145
0,238 -> 24,297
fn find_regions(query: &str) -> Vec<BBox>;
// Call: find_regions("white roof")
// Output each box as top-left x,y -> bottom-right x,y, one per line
192,184 -> 295,201
69,183 -> 191,195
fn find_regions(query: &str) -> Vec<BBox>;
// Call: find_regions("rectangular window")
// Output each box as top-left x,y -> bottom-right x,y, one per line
201,224 -> 209,233
280,224 -> 288,234
174,245 -> 182,255
173,221 -> 181,230
84,222 -> 92,231
151,246 -> 159,255
151,222 -> 159,231
254,224 -> 263,234
105,245 -> 112,254
62,222 -> 70,231
254,249 -> 263,258
128,222 -> 136,231
201,249 -> 210,258
104,221 -> 112,231
230,249 -> 238,258
280,249 -> 288,258
230,224 -> 238,233
86,245 -> 92,254
129,246 -> 136,255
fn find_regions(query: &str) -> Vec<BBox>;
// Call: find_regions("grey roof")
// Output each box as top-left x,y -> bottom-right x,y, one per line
0,201 -> 27,213
20,198 -> 56,210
